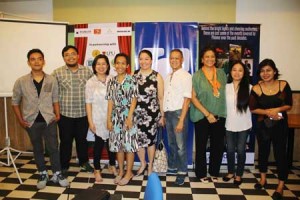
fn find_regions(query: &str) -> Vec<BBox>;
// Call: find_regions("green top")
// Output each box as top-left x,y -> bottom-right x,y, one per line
190,68 -> 227,122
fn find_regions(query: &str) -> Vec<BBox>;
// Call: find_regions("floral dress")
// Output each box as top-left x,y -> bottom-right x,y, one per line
134,70 -> 161,147
106,74 -> 139,152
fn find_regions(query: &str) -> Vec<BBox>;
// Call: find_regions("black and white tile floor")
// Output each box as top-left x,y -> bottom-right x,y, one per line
0,154 -> 300,200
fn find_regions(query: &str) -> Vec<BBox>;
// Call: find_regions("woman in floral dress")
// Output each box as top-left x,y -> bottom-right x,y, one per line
106,53 -> 139,186
134,50 -> 164,176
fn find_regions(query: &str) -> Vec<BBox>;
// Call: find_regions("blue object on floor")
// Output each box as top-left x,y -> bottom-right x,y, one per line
144,173 -> 163,200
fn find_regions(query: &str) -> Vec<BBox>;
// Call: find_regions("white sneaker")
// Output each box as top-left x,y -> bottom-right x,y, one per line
51,171 -> 69,187
37,171 -> 48,189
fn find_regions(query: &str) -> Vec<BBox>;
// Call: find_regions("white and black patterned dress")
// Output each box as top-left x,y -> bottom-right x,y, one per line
134,70 -> 161,147
106,74 -> 139,153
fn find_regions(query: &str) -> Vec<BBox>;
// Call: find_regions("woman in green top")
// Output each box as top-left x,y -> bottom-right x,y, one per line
190,46 -> 227,183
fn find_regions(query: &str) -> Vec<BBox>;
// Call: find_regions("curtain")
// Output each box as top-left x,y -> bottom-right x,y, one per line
117,22 -> 132,74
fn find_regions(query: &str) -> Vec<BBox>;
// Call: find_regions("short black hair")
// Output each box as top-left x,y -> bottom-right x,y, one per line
27,49 -> 44,60
170,49 -> 183,58
199,45 -> 218,68
92,54 -> 110,75
61,45 -> 78,57
114,53 -> 130,65
257,58 -> 280,80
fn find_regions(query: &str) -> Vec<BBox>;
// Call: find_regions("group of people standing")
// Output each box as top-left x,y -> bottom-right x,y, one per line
12,45 -> 292,200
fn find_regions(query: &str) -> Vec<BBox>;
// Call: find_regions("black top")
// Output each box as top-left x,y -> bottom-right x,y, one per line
33,78 -> 46,122
249,80 -> 293,120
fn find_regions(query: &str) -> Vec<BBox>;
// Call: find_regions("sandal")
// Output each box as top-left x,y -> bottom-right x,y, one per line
118,174 -> 133,186
200,177 -> 209,184
211,177 -> 218,183
114,175 -> 122,184
109,165 -> 118,176
135,164 -> 148,177
94,170 -> 103,183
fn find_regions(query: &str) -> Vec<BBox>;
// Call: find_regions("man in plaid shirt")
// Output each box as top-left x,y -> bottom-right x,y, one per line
52,45 -> 93,176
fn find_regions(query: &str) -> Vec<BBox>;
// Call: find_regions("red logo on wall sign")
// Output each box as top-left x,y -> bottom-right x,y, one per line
94,29 -> 101,34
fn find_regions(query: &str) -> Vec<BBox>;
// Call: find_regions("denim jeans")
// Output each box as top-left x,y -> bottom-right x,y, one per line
26,121 -> 61,172
165,110 -> 188,174
225,130 -> 249,177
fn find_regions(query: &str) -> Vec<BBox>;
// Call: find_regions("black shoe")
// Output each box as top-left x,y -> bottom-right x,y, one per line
233,178 -> 243,186
222,174 -> 235,182
80,162 -> 94,173
254,181 -> 267,190
272,191 -> 283,200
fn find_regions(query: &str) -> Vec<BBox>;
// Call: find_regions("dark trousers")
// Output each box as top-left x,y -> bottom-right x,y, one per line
58,115 -> 89,169
26,121 -> 61,172
94,135 -> 116,170
194,117 -> 225,178
256,120 -> 288,181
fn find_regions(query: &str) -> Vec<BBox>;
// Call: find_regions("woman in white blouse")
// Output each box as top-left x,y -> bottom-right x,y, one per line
223,60 -> 252,185
85,54 -> 117,183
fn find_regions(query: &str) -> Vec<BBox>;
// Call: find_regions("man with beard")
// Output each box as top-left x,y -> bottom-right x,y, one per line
52,45 -> 93,176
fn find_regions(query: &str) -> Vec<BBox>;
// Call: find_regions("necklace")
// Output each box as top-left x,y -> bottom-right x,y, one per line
263,81 -> 277,94
97,75 -> 107,85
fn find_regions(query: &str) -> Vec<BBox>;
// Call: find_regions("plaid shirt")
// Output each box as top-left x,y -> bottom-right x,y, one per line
52,65 -> 93,118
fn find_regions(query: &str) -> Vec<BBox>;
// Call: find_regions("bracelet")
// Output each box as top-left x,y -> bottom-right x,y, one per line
205,113 -> 211,118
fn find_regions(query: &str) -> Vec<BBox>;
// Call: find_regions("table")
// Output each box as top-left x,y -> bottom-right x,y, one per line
287,114 -> 300,168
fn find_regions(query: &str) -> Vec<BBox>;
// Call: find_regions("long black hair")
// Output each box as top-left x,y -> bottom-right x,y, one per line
227,60 -> 250,113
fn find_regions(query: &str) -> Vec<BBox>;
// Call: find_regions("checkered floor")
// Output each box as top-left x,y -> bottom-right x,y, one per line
0,153 -> 300,200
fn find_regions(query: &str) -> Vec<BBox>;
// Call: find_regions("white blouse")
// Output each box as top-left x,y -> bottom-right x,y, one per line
85,75 -> 112,139
225,83 -> 252,132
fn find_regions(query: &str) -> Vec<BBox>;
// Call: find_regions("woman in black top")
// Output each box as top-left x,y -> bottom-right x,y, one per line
249,59 -> 292,200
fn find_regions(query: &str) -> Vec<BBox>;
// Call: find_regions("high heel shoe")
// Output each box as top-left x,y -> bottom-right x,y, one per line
233,178 -> 243,185
254,181 -> 267,189
222,174 -> 235,182
118,174 -> 134,186
135,164 -> 148,177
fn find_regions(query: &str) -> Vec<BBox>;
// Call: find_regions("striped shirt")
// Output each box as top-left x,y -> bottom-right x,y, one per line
52,65 -> 93,118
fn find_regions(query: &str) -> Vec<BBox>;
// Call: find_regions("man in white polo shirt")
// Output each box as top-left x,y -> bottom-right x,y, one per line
163,49 -> 192,186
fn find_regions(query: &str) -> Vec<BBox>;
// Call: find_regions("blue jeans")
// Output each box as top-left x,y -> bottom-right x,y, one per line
165,110 -> 188,174
26,121 -> 61,172
225,130 -> 249,177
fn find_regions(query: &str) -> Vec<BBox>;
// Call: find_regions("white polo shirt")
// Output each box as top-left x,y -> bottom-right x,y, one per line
163,68 -> 192,112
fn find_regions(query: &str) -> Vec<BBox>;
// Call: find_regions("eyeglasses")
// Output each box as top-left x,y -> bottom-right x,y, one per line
64,52 -> 77,58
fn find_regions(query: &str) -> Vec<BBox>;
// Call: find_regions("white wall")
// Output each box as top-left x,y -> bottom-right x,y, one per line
236,0 -> 300,91
0,0 -> 53,21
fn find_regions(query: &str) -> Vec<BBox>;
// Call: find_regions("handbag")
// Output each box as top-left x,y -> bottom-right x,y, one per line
153,127 -> 168,173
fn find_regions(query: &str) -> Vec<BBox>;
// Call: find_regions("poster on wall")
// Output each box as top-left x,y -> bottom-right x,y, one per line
199,23 -> 261,165
74,22 -> 132,75
135,22 -> 198,165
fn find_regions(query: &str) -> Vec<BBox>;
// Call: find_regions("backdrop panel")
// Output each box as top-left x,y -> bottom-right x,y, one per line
135,22 -> 198,165
199,23 -> 261,165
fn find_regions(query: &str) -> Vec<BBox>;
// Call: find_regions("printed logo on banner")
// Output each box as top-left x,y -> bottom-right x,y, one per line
93,29 -> 101,34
